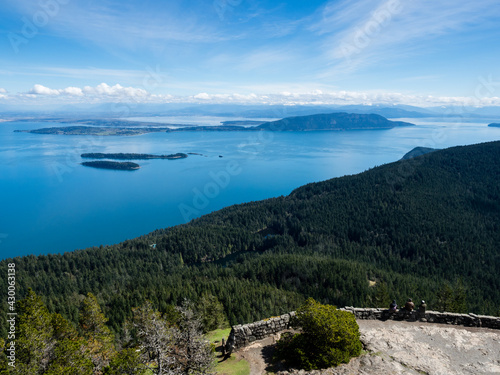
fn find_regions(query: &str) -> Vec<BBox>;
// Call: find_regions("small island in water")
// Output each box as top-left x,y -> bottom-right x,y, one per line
81,161 -> 140,170
81,152 -> 188,160
488,123 -> 500,127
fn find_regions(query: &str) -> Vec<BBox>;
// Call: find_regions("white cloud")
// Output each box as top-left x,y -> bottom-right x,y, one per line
0,88 -> 7,94
26,83 -> 149,99
29,84 -> 61,96
9,84 -> 500,108
60,87 -> 84,96
185,90 -> 500,108
83,83 -> 148,98
193,93 -> 211,100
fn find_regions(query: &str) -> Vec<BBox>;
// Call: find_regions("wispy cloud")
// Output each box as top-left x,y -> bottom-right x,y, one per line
316,0 -> 500,77
9,0 -> 227,53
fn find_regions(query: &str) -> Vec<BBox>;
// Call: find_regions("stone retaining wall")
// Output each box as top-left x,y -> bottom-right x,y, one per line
340,307 -> 500,329
225,312 -> 296,352
225,307 -> 500,352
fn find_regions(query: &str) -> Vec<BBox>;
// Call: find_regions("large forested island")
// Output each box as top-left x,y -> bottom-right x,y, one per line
255,112 -> 414,130
81,152 -> 188,160
166,113 -> 415,132
1,140 -> 499,341
81,161 -> 140,170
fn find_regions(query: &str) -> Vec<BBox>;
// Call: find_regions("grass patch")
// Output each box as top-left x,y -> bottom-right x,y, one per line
215,355 -> 250,375
206,328 -> 231,344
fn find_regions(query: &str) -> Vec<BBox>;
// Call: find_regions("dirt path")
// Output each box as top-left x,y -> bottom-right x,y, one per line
236,334 -> 280,375
235,319 -> 500,375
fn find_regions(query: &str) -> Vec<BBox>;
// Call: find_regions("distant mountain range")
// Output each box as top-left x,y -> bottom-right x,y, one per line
3,103 -> 500,119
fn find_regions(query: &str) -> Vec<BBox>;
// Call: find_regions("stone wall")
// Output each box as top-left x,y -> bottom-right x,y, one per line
339,307 -> 500,329
225,307 -> 500,352
225,312 -> 295,352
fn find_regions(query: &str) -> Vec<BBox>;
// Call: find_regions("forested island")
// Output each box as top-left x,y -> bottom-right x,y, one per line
488,123 -> 500,127
81,152 -> 188,160
255,112 -> 414,131
81,161 -> 140,170
166,113 -> 415,132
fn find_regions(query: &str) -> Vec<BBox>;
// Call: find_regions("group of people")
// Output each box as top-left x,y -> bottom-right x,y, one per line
389,298 -> 426,314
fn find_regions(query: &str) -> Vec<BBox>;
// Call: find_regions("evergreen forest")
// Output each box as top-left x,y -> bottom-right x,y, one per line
1,140 -> 499,341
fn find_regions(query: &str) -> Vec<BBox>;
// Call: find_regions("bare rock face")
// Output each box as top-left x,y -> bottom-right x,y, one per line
277,320 -> 500,375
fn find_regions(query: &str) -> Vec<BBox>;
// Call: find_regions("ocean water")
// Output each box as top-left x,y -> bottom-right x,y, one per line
1,117 -> 499,259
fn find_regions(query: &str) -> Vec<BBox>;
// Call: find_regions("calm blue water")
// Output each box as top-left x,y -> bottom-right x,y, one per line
1,117 -> 499,259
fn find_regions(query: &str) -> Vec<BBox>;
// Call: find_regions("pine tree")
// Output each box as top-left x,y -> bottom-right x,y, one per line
197,294 -> 229,333
14,289 -> 55,374
79,293 -> 116,374
103,348 -> 149,375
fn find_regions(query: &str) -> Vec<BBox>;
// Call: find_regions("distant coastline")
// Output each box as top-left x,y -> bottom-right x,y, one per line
15,126 -> 169,136
488,123 -> 500,127
14,113 -> 416,136
81,161 -> 140,170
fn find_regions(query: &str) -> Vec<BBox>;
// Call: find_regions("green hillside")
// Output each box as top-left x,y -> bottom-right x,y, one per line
1,141 -> 499,337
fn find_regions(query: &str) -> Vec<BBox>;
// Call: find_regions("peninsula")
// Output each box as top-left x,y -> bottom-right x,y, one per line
81,152 -> 188,160
81,161 -> 140,170
15,126 -> 170,136
401,147 -> 439,160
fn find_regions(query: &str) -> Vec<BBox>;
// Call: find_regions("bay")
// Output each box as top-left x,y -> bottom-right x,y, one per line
1,117 -> 499,259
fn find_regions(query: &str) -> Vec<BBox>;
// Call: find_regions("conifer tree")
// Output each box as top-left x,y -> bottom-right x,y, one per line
79,293 -> 116,374
14,289 -> 55,374
103,348 -> 149,375
197,294 -> 229,333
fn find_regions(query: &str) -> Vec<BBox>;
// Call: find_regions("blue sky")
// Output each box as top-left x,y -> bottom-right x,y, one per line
1,0 -> 500,107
